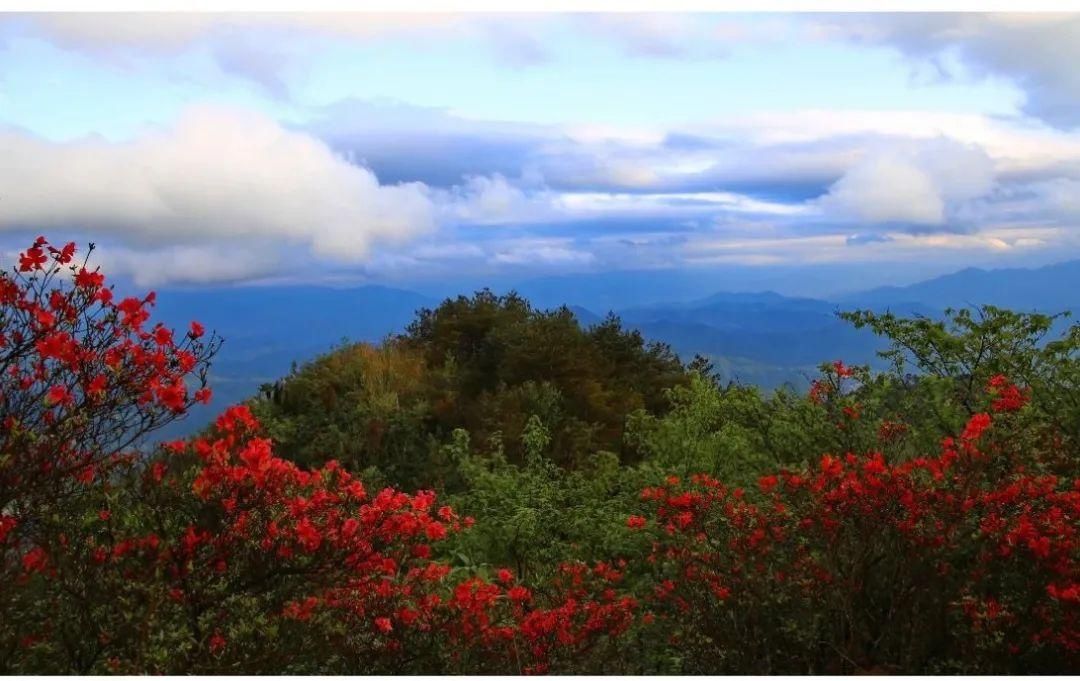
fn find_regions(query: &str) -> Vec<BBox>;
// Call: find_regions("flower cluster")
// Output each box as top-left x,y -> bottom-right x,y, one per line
4,236 -> 1076,674
1,237 -> 218,518
632,378 -> 1078,673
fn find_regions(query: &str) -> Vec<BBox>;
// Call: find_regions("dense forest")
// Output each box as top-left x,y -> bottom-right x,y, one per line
2,237 -> 1079,673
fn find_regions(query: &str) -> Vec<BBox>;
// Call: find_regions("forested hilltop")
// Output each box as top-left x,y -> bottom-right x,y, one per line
3,238 -> 1080,674
249,290 -> 691,487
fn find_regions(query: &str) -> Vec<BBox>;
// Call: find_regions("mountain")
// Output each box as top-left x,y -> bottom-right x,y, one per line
606,290 -> 894,388
842,259 -> 1080,313
151,285 -> 435,437
145,258 -> 1080,439
506,262 -> 933,312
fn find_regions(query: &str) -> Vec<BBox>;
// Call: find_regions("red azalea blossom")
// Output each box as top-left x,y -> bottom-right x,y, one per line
627,515 -> 647,530
3,235 -> 1078,674
208,632 -> 226,655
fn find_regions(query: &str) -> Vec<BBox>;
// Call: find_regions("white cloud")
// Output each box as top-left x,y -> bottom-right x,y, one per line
0,106 -> 435,262
11,13 -> 470,52
444,174 -> 554,225
6,13 -> 543,92
808,13 -> 1080,128
573,14 -> 728,59
492,241 -> 595,266
818,139 -> 995,226
1035,178 -> 1080,218
97,244 -> 277,287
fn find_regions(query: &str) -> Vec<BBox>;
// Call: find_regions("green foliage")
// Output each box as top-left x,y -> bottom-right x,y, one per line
14,237 -> 1080,674
400,292 -> 687,468
249,341 -> 448,488
252,290 -> 689,487
844,305 -> 1080,473
249,301 -> 1080,599
442,418 -> 657,582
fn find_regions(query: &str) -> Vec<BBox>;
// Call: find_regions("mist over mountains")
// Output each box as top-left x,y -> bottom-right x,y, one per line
152,258 -> 1080,437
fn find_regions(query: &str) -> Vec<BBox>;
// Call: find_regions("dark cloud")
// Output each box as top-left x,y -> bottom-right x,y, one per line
846,233 -> 893,246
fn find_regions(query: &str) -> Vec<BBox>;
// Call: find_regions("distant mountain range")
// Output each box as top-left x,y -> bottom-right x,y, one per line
152,285 -> 435,438
840,259 -> 1080,313
150,258 -> 1080,437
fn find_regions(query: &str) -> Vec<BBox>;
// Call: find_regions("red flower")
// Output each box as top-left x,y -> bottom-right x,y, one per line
987,375 -> 1029,413
86,374 -> 108,396
820,455 -> 843,478
209,631 -> 226,655
74,267 -> 105,289
294,517 -> 322,553
46,385 -> 70,406
56,242 -> 76,264
153,326 -> 173,347
374,617 -> 393,634
21,547 -> 48,574
18,246 -> 47,272
962,413 -> 993,442
626,515 -> 647,530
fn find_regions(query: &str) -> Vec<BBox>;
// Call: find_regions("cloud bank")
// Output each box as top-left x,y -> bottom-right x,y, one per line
5,98 -> 1080,284
0,106 -> 435,262
9,12 -> 1080,131
811,13 -> 1080,128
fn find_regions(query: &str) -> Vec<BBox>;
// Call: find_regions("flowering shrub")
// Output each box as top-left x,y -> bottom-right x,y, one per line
6,402 -> 640,673
0,237 -> 218,514
631,377 -> 1079,673
438,560 -> 638,674
1,237 -> 220,671
0,238 -> 637,673
3,236 -> 1078,673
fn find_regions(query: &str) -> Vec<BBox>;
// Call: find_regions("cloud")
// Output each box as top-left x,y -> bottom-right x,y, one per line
312,102 -> 1080,210
309,99 -> 554,188
443,173 -> 555,225
307,100 -> 1080,270
818,139 -> 995,226
1033,178 -> 1080,218
846,233 -> 893,246
6,13 -> 473,58
3,91 -> 1079,283
97,244 -> 278,287
492,241 -> 596,267
809,13 -> 1080,128
10,12 -> 1080,131
574,13 -> 731,59
0,106 -> 435,262
4,13 -> 551,94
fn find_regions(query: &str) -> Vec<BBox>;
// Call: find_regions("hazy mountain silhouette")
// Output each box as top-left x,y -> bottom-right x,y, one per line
841,260 -> 1080,313
150,258 -> 1080,436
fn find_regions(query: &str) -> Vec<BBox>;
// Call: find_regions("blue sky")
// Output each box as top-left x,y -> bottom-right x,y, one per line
2,12 -> 1080,294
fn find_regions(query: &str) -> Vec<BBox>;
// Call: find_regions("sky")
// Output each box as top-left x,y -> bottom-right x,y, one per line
2,12 -> 1080,295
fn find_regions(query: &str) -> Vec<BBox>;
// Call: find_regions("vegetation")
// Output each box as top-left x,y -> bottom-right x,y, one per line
252,291 -> 689,487
2,237 -> 1078,673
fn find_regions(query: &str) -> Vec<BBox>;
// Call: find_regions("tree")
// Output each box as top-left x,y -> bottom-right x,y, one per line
0,235 -> 219,537
0,238 -> 636,674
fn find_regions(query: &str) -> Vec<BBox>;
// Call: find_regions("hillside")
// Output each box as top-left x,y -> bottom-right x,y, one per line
842,259 -> 1080,313
151,285 -> 436,436
7,236 -> 1080,675
148,258 -> 1080,438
